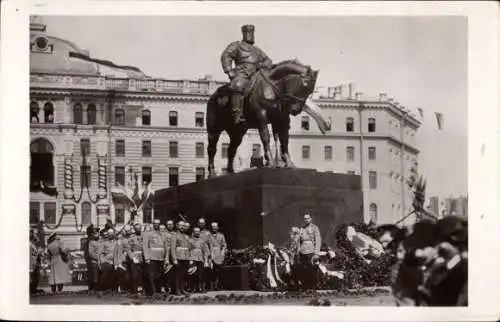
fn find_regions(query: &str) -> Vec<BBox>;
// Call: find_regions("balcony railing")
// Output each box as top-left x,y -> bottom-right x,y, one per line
30,73 -> 227,95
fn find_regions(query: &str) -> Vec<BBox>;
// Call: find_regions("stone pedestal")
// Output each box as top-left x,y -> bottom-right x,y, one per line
154,168 -> 363,249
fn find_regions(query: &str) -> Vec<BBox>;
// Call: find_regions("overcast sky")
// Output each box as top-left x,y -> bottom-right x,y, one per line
39,15 -> 468,198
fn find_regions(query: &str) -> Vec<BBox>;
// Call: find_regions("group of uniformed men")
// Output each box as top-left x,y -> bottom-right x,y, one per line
83,218 -> 227,296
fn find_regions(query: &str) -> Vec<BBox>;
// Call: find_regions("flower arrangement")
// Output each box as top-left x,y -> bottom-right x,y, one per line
223,222 -> 393,292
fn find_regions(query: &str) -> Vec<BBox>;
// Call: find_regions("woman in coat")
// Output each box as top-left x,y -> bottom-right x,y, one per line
46,232 -> 71,293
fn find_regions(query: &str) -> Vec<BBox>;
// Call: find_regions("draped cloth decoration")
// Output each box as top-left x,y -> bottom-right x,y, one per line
266,253 -> 277,288
273,254 -> 284,285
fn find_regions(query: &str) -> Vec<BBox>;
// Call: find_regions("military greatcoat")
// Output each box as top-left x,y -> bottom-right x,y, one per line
298,223 -> 321,255
221,40 -> 272,92
208,232 -> 227,265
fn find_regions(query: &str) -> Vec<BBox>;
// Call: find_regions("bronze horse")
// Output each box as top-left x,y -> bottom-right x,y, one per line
206,59 -> 331,177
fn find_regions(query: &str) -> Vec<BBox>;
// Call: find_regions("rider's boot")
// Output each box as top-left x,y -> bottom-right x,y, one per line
230,92 -> 245,125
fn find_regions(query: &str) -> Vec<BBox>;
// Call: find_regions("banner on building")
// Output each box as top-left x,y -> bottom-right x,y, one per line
417,107 -> 424,118
435,112 -> 444,130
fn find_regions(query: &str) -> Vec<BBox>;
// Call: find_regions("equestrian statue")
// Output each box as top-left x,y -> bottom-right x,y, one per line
206,24 -> 331,177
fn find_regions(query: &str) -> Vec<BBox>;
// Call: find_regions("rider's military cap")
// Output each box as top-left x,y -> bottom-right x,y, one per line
241,24 -> 255,32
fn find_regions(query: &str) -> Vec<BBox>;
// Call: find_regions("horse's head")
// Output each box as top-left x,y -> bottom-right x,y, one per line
277,62 -> 319,116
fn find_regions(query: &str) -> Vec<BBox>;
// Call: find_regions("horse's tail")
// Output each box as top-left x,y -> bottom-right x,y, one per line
206,90 -> 218,133
206,86 -> 228,133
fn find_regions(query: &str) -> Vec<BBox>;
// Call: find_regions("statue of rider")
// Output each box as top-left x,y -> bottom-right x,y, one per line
221,24 -> 273,125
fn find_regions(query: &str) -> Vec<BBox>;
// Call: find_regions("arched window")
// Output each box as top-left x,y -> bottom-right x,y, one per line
301,116 -> 310,131
169,111 -> 178,126
346,117 -> 354,132
81,202 -> 92,225
30,138 -> 55,188
74,103 -> 83,124
368,118 -> 376,132
195,112 -> 204,127
369,203 -> 378,223
114,108 -> 125,125
43,102 -> 54,123
30,101 -> 40,123
142,109 -> 151,125
87,104 -> 96,125
302,145 -> 311,159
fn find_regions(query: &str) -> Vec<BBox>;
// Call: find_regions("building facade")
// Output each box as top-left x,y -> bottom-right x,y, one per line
29,19 -> 420,247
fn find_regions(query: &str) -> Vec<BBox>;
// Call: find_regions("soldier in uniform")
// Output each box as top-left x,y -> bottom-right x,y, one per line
163,220 -> 176,293
126,225 -> 144,295
115,225 -> 131,293
142,219 -> 168,295
221,24 -> 273,124
29,230 -> 42,294
98,228 -> 118,292
132,222 -> 150,295
166,220 -> 175,233
171,221 -> 191,295
87,228 -> 100,293
208,222 -> 227,291
189,227 -> 209,293
198,218 -> 211,290
298,213 -> 321,290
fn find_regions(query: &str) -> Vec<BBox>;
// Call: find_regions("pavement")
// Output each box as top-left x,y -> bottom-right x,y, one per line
33,285 -> 395,306
38,285 -> 391,296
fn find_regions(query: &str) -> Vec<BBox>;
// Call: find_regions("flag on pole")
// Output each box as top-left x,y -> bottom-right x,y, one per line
69,51 -> 148,79
435,112 -> 444,130
417,107 -> 424,118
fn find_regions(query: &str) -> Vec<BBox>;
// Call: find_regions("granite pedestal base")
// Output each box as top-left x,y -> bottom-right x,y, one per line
154,168 -> 363,249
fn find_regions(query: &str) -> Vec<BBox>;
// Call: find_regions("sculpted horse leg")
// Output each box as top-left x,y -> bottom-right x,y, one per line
227,128 -> 245,173
272,128 -> 280,167
277,115 -> 295,168
255,110 -> 272,167
207,130 -> 221,177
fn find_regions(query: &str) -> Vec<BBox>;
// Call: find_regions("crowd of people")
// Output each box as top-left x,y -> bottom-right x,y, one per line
30,217 -> 228,296
29,211 -> 467,306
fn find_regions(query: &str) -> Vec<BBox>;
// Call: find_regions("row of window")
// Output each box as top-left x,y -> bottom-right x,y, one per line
29,201 -> 154,225
113,166 -> 205,187
30,101 -> 207,127
30,101 -> 55,124
84,138 -> 381,161
300,116 -> 376,133
302,145 -> 378,161
81,139 -> 256,159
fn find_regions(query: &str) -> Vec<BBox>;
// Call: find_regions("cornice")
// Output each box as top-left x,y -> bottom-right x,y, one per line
316,99 -> 421,128
30,88 -> 211,102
